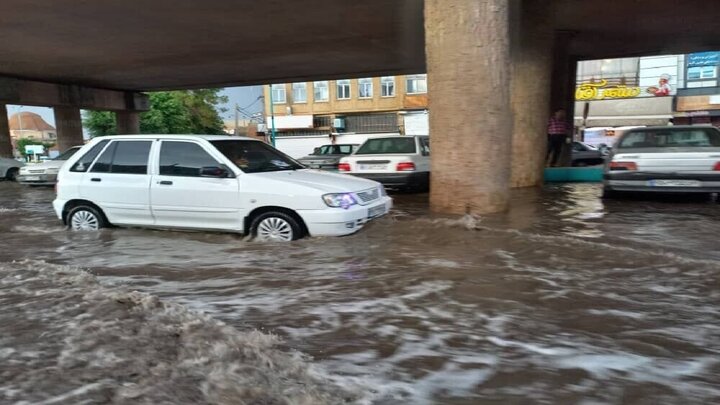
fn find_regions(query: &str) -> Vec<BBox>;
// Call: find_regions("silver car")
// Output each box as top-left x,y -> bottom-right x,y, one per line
298,144 -> 358,171
0,157 -> 25,181
603,125 -> 720,197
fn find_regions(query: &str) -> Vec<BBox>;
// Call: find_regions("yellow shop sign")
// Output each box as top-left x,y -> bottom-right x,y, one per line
576,80 -> 642,100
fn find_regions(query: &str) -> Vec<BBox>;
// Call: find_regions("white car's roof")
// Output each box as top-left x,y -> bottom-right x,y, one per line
90,134 -> 258,142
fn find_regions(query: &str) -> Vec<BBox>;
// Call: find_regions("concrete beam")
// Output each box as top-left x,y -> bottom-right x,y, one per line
0,105 -> 12,158
0,77 -> 148,111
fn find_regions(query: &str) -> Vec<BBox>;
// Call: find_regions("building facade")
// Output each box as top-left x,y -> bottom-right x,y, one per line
673,51 -> 720,126
263,75 -> 428,157
8,111 -> 57,144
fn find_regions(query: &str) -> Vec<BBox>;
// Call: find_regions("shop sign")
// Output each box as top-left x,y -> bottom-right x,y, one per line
687,51 -> 720,67
576,76 -> 673,101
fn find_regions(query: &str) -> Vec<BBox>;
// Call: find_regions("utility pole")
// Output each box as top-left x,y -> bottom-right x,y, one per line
234,103 -> 239,136
268,85 -> 277,147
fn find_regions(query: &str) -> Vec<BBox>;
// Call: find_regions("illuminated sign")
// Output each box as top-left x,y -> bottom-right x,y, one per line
576,76 -> 673,101
687,52 -> 720,67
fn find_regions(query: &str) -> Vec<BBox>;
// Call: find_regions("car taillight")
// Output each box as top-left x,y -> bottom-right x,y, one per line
338,163 -> 351,172
713,162 -> 720,171
609,161 -> 637,171
396,162 -> 416,171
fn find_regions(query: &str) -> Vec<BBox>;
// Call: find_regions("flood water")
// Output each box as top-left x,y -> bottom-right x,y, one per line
1,181 -> 719,404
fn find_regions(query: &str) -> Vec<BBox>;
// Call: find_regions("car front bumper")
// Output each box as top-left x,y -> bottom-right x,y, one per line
604,172 -> 720,193
17,173 -> 58,185
298,196 -> 393,237
347,172 -> 429,188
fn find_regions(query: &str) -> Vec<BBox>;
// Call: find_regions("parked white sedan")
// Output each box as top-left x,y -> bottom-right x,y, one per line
18,146 -> 82,185
338,135 -> 430,191
603,125 -> 720,197
0,157 -> 24,181
53,135 -> 392,241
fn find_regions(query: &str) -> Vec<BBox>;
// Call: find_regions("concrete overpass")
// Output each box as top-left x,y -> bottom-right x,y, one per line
2,0 -> 719,214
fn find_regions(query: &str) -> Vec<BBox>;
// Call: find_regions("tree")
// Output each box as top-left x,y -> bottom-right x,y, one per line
83,89 -> 228,137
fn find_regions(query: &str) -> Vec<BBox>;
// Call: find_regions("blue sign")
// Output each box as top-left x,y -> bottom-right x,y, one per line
688,51 -> 720,67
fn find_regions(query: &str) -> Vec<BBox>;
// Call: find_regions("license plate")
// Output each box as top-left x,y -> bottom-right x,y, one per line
648,179 -> 701,187
368,204 -> 386,219
309,165 -> 321,169
25,176 -> 40,181
358,164 -> 387,171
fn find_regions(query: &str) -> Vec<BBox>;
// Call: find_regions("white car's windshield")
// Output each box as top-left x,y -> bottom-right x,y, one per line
210,140 -> 304,173
356,137 -> 416,154
618,129 -> 720,148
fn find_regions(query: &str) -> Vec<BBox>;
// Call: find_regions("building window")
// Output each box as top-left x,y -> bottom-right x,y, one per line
381,76 -> 395,97
313,81 -> 329,102
358,78 -> 373,98
406,74 -> 427,94
345,113 -> 398,133
576,57 -> 640,86
687,66 -> 717,80
271,84 -> 286,104
336,79 -> 351,100
292,83 -> 307,103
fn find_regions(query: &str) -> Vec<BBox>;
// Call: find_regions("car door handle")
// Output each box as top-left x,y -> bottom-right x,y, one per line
158,180 -> 173,185
90,178 -> 101,182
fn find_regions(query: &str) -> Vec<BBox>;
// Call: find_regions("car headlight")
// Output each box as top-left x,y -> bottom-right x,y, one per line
19,167 -> 29,174
379,185 -> 387,197
322,193 -> 357,209
46,168 -> 59,174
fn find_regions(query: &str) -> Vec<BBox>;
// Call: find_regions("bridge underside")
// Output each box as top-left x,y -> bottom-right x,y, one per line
2,0 -> 720,213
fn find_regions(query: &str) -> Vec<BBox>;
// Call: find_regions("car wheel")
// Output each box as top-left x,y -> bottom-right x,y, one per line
251,211 -> 303,241
601,187 -> 620,199
5,168 -> 19,181
68,205 -> 107,231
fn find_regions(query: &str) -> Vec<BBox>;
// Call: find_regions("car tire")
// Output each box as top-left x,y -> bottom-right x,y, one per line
601,187 -> 620,199
250,211 -> 304,242
67,205 -> 107,231
5,168 -> 19,181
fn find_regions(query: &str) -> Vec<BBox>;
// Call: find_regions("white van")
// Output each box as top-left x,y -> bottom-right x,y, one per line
53,135 -> 392,241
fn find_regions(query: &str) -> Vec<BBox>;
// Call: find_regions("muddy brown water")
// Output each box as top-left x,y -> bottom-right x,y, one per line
1,181 -> 719,404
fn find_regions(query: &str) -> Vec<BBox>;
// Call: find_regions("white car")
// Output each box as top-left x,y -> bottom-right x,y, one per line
0,157 -> 24,181
603,125 -> 720,197
53,135 -> 392,241
338,135 -> 430,191
18,146 -> 82,185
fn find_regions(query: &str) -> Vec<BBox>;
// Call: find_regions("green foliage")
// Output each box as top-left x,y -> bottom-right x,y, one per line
83,89 -> 229,137
15,138 -> 55,157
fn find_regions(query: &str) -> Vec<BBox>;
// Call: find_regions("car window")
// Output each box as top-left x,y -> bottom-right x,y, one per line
160,141 -> 220,177
618,129 -> 720,148
355,137 -> 417,154
70,140 -> 109,172
110,141 -> 152,174
572,142 -> 585,152
419,137 -> 430,155
89,141 -> 152,174
89,142 -> 117,173
210,140 -> 303,173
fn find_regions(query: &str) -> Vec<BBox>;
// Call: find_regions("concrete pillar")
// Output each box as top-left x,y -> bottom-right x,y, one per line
116,111 -> 140,134
425,0 -> 512,215
510,0 -> 553,188
0,105 -> 12,158
550,32 -> 578,167
54,107 -> 84,152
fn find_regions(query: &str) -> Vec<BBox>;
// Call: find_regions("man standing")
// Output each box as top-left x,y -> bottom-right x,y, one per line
546,109 -> 570,167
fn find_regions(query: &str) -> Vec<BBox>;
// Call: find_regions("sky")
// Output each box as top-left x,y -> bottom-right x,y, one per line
5,85 -> 264,130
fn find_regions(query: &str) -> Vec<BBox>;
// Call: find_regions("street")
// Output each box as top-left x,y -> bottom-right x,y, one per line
1,182 -> 719,403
